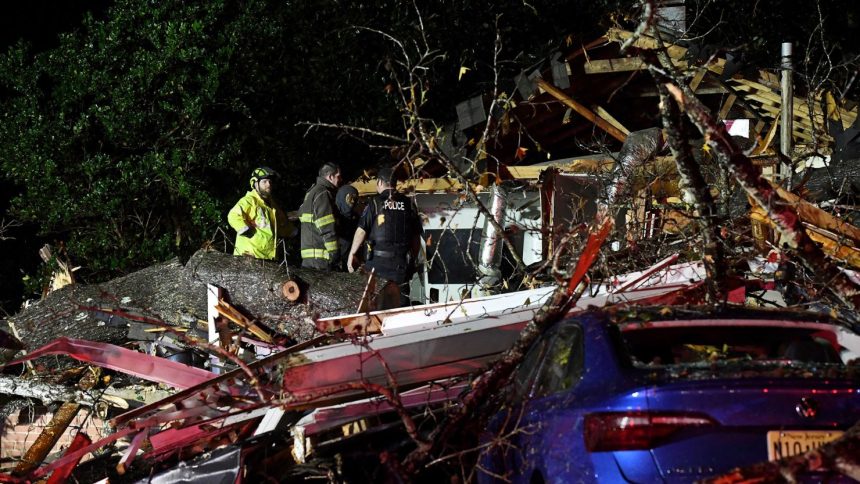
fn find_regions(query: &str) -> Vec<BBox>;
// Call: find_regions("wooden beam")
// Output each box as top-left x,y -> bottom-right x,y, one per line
507,157 -> 615,179
536,78 -> 627,142
731,78 -> 835,124
506,155 -> 677,180
718,93 -> 737,120
736,100 -> 819,141
806,228 -> 860,269
583,57 -> 646,74
565,37 -> 609,62
350,177 -> 471,197
774,183 -> 860,245
754,117 -> 780,155
717,93 -> 738,119
606,28 -> 725,75
592,105 -> 630,136
689,68 -> 707,92
214,300 -> 274,344
14,369 -> 100,476
636,86 -> 725,97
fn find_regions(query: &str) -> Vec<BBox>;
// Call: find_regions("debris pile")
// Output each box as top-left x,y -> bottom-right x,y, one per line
2,28 -> 860,482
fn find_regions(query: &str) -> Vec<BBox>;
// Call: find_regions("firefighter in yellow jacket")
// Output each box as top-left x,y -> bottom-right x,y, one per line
228,166 -> 294,260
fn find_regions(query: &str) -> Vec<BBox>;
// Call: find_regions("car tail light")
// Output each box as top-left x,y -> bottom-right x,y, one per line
584,411 -> 717,451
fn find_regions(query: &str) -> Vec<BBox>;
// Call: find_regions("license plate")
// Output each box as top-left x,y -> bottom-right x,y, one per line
767,430 -> 843,461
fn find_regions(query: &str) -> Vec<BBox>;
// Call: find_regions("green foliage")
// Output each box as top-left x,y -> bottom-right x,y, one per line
2,1 -> 250,275
0,0 -> 610,284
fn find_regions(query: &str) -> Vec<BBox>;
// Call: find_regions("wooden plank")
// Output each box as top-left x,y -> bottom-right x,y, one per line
773,183 -> 860,245
350,177 -> 469,197
214,300 -> 274,344
116,429 -> 148,475
565,37 -> 609,62
718,93 -> 737,120
689,68 -> 707,92
536,78 -> 627,142
805,228 -> 860,269
584,57 -> 646,74
505,155 -> 677,181
735,98 -> 816,133
738,99 -> 818,140
636,86 -> 725,97
592,105 -> 631,136
731,81 -> 825,124
754,117 -> 780,155
606,28 -> 725,75
506,158 -> 615,179
730,79 -> 851,136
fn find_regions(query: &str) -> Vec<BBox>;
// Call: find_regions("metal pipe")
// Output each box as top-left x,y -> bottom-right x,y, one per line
780,42 -> 793,183
477,185 -> 509,292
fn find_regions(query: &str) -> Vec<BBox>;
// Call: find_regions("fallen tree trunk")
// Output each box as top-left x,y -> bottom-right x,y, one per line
0,375 -> 95,406
2,249 -> 381,354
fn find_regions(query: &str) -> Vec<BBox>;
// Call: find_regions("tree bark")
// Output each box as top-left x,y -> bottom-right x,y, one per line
0,375 -> 95,406
2,249 -> 381,354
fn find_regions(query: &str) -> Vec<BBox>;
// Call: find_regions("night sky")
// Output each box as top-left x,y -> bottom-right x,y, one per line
1,1 -> 110,51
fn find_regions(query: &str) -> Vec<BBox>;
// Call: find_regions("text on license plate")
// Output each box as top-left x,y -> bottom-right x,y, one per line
766,430 -> 843,461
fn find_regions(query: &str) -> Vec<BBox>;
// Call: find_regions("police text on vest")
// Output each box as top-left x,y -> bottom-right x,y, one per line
383,200 -> 405,210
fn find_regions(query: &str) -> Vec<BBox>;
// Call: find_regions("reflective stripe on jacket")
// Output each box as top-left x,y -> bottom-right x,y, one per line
227,190 -> 284,260
299,177 -> 338,268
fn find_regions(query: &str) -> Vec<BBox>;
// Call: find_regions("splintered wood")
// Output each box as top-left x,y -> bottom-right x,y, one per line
214,300 -> 274,344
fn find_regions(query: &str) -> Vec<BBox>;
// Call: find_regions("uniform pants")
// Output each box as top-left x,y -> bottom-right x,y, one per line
375,280 -> 409,310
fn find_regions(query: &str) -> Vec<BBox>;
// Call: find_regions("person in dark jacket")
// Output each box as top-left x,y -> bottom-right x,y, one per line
335,184 -> 361,272
299,162 -> 342,270
347,165 -> 422,309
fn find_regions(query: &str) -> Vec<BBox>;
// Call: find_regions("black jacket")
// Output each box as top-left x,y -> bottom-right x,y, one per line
299,177 -> 338,269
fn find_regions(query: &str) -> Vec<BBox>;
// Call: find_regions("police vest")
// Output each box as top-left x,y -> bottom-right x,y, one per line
369,191 -> 414,257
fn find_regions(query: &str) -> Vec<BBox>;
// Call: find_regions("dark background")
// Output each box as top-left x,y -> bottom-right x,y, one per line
1,2 -> 110,313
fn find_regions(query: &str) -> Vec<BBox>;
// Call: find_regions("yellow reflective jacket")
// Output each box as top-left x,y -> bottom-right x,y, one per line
228,190 -> 292,260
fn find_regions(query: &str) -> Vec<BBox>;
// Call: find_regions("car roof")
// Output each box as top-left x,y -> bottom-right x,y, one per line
618,319 -> 839,333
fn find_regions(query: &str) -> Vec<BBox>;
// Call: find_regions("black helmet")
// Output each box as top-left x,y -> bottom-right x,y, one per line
249,166 -> 280,188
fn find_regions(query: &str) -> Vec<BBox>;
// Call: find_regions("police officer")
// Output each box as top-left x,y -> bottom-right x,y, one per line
335,184 -> 361,271
347,165 -> 422,309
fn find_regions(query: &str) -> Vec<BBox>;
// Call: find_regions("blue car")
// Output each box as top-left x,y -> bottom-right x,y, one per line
478,308 -> 860,483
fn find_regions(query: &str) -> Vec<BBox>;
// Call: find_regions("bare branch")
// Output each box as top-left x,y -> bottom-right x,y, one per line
298,121 -> 407,143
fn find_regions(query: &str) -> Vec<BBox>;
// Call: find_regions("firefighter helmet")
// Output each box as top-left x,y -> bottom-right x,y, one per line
249,166 -> 279,189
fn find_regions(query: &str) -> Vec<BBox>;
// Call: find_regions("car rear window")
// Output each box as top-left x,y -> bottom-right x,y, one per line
620,324 -> 845,368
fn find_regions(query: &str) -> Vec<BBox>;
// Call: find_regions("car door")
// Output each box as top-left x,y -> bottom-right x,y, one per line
521,322 -> 586,482
494,322 -> 585,483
